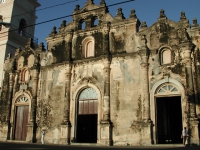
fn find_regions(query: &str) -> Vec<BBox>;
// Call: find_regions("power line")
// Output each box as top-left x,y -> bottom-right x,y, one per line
37,0 -> 78,11
0,0 -> 135,37
4,0 -> 78,19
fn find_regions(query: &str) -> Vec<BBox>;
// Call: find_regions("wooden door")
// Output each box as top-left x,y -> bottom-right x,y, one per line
14,106 -> 29,140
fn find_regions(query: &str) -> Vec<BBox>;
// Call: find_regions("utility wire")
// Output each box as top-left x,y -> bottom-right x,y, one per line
0,0 -> 134,37
4,0 -> 79,19
37,0 -> 78,11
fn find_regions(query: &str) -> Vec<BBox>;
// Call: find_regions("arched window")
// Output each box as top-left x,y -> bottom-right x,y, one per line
82,37 -> 95,58
24,70 -> 29,81
18,18 -> 27,36
21,69 -> 29,82
155,83 -> 180,95
160,48 -> 172,65
91,16 -> 98,27
78,19 -> 86,30
86,41 -> 94,57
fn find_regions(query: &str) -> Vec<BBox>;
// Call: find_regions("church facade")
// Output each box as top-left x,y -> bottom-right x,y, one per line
0,0 -> 200,146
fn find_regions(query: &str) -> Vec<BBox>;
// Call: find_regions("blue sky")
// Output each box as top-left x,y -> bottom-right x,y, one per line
35,0 -> 200,48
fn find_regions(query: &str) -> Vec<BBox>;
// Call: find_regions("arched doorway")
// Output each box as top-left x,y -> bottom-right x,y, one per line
14,96 -> 29,141
76,88 -> 98,143
155,83 -> 183,144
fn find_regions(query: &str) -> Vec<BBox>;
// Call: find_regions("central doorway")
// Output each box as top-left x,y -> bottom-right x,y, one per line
156,96 -> 182,144
76,88 -> 98,143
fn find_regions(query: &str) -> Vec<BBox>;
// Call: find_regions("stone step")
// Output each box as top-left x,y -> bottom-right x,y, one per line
6,140 -> 28,143
70,142 -> 100,146
152,144 -> 183,147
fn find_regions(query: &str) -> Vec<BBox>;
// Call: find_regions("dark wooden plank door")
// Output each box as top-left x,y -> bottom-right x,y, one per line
14,106 -> 29,140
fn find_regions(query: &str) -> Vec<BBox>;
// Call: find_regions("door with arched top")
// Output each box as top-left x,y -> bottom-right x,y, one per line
155,83 -> 183,144
14,96 -> 29,141
76,88 -> 98,143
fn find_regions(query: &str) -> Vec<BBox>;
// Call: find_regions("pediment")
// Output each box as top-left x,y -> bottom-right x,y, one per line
102,13 -> 114,22
73,1 -> 108,20
138,19 -> 190,49
74,2 -> 103,15
17,47 -> 35,58
79,4 -> 99,13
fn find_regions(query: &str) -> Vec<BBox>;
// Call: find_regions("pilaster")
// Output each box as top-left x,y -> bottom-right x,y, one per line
181,38 -> 199,146
102,22 -> 111,55
138,35 -> 150,121
60,63 -> 72,145
138,35 -> 152,145
27,65 -> 39,143
6,71 -> 14,140
100,56 -> 112,146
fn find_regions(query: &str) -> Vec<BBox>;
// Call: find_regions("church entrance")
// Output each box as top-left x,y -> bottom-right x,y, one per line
156,96 -> 182,144
14,105 -> 29,140
13,96 -> 30,141
76,88 -> 98,143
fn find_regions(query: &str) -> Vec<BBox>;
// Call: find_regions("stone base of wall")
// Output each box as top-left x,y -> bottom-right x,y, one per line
0,124 -> 8,141
99,121 -> 113,146
60,124 -> 71,145
140,121 -> 153,146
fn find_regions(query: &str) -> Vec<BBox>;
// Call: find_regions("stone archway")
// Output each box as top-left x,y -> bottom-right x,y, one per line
150,78 -> 186,144
10,90 -> 32,141
76,87 -> 98,143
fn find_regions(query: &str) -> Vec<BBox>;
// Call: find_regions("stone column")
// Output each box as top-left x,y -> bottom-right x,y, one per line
102,22 -> 110,55
60,64 -> 72,145
102,58 -> 111,121
26,66 -> 39,142
10,72 -> 19,140
181,39 -> 199,145
100,56 -> 112,146
138,35 -> 152,145
100,22 -> 113,146
71,34 -> 77,60
6,72 -> 14,140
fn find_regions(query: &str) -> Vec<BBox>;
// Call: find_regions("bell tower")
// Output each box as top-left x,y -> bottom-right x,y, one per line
0,0 -> 40,86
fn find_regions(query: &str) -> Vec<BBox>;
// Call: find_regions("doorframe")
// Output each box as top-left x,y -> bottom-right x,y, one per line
72,83 -> 102,143
150,78 -> 186,144
10,90 -> 32,140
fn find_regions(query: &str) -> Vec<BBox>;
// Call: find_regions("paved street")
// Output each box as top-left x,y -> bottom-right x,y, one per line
0,142 -> 199,150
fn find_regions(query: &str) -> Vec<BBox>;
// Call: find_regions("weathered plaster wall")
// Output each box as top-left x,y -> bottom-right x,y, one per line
110,57 -> 142,145
36,66 -> 66,144
69,62 -> 105,143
